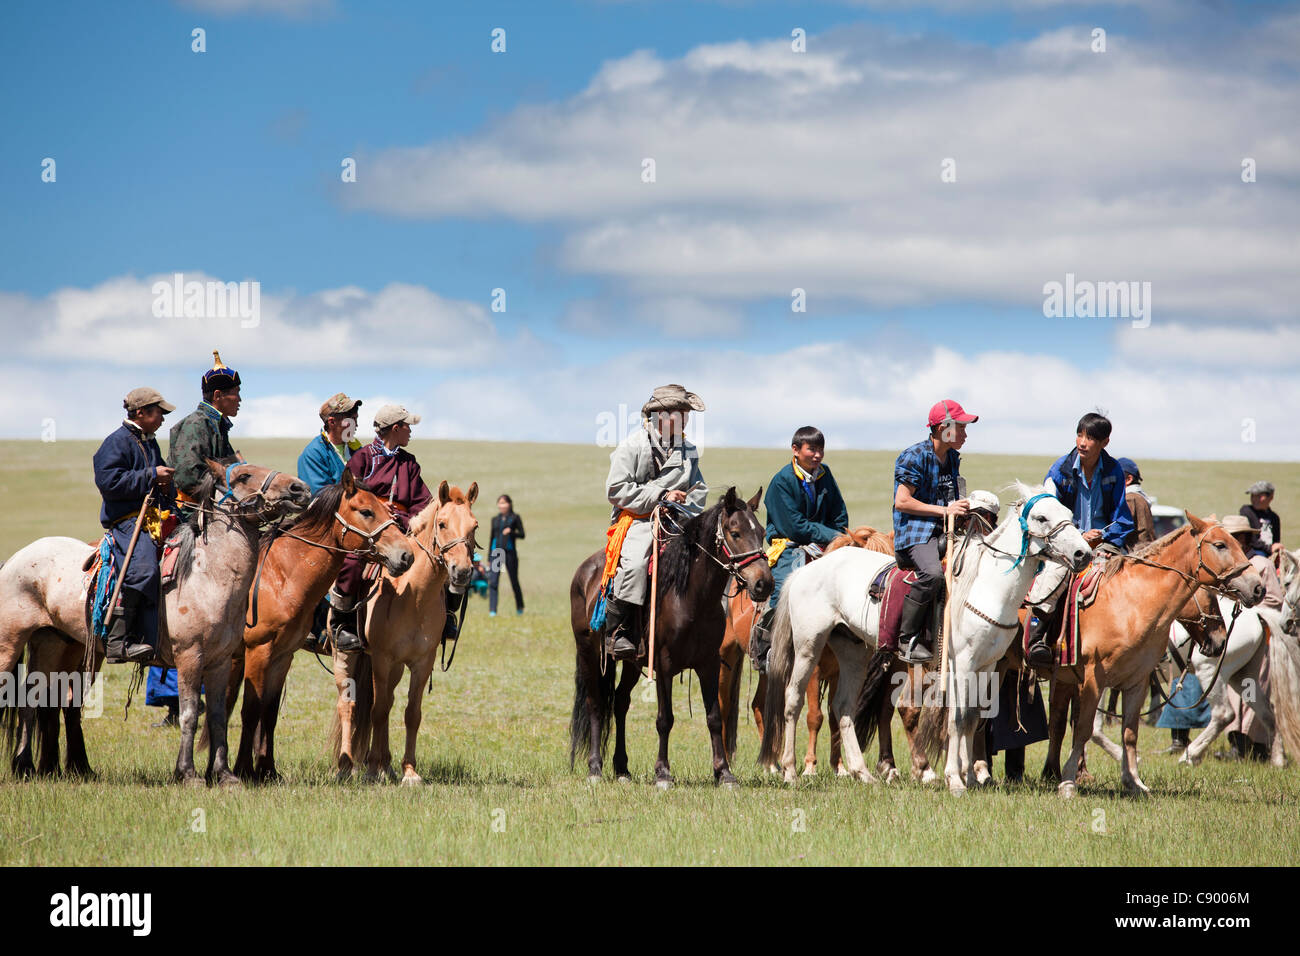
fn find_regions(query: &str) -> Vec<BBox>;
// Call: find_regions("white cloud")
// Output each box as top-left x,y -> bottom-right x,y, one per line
345,18 -> 1300,322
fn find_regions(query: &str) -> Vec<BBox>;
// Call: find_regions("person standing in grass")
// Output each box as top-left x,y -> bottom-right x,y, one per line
488,494 -> 526,617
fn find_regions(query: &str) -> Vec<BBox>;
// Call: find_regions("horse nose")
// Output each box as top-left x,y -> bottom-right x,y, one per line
752,576 -> 773,602
1252,582 -> 1265,604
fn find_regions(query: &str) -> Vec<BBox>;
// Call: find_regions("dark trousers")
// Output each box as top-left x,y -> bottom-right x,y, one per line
896,535 -> 946,605
109,517 -> 160,648
489,548 -> 523,613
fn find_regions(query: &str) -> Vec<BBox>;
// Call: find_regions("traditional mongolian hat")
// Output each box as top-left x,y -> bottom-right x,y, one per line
641,384 -> 705,418
202,350 -> 241,392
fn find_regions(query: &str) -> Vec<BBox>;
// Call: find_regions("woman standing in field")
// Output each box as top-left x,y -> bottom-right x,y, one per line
488,494 -> 525,617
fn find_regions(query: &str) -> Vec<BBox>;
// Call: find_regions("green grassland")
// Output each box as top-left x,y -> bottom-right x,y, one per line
0,438 -> 1297,866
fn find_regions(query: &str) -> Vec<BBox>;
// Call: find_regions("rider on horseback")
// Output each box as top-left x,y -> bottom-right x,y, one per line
168,351 -> 241,512
1024,411 -> 1134,667
93,387 -> 178,663
601,384 -> 709,662
328,404 -> 463,653
750,426 -> 849,672
891,400 -> 977,664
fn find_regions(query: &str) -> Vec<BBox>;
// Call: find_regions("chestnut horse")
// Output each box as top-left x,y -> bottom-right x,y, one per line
225,471 -> 414,781
570,488 -> 773,788
331,481 -> 478,783
720,527 -> 934,780
1044,514 -> 1265,797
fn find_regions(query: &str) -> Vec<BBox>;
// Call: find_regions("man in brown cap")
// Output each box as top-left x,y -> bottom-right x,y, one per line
92,387 -> 178,663
297,392 -> 363,496
600,384 -> 709,661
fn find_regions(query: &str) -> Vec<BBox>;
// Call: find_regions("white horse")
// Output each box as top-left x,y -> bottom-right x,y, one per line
758,482 -> 1092,794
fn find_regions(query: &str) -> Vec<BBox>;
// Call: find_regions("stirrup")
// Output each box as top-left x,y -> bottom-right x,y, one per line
333,628 -> 364,654
1026,640 -> 1055,667
896,636 -> 932,664
611,636 -> 640,662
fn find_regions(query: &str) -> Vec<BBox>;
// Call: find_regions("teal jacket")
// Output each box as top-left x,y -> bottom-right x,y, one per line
764,461 -> 849,547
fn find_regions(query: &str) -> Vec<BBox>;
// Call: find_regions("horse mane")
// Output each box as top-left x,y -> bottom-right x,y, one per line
280,477 -> 374,543
826,526 -> 894,555
170,457 -> 238,586
659,499 -> 728,597
1101,523 -> 1193,582
408,486 -> 470,538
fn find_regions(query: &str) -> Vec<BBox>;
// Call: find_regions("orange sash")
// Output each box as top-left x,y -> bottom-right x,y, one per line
601,509 -> 651,588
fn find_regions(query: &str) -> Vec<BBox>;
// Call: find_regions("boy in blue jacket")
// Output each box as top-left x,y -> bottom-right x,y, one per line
750,426 -> 849,671
1025,411 -> 1134,666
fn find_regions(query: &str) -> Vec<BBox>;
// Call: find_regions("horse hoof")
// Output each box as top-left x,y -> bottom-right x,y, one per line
182,774 -> 205,790
217,771 -> 241,789
719,778 -> 740,791
801,765 -> 817,777
884,767 -> 901,785
655,778 -> 673,791
587,774 -> 603,785
836,765 -> 851,778
920,769 -> 939,786
946,775 -> 966,796
1059,781 -> 1077,799
782,771 -> 798,785
400,774 -> 423,787
616,773 -> 632,784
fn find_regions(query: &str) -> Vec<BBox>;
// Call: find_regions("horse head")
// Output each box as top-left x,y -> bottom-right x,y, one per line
205,458 -> 311,520
720,486 -> 772,603
428,480 -> 479,593
1010,482 -> 1092,572
336,470 -> 414,575
1186,512 -> 1265,608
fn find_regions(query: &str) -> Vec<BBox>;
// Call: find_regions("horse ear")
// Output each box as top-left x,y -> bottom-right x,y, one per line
466,482 -> 478,507
1185,511 -> 1208,533
341,469 -> 357,496
438,480 -> 450,506
723,486 -> 737,511
204,458 -> 226,482
747,486 -> 762,511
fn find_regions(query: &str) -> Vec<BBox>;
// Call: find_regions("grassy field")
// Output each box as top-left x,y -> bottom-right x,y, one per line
1,438 -> 1297,866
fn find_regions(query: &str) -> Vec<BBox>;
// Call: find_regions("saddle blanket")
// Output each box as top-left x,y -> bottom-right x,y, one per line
1022,564 -> 1103,668
869,565 -> 920,652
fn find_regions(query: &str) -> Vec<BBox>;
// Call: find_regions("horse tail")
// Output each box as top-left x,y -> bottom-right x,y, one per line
852,649 -> 895,750
329,652 -> 374,763
757,588 -> 795,768
568,647 -> 614,770
915,698 -> 950,766
1268,618 -> 1300,760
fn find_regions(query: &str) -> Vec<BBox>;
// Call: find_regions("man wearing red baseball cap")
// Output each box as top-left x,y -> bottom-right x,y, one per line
889,399 -> 977,662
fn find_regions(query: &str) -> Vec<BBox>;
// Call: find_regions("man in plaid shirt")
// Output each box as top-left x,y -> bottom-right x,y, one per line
891,400 -> 977,663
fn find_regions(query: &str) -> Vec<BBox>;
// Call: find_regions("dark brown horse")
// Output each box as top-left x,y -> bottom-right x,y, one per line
4,629 -> 97,779
569,488 -> 772,788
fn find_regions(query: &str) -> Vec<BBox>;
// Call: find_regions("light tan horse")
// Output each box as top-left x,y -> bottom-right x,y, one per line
331,481 -> 479,783
223,470 -> 415,781
1044,514 -> 1265,797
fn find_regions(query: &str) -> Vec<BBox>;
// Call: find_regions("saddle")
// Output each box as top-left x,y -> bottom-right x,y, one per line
1021,564 -> 1103,668
868,564 -> 945,655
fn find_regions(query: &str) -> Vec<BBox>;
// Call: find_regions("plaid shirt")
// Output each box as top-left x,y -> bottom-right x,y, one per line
892,438 -> 961,550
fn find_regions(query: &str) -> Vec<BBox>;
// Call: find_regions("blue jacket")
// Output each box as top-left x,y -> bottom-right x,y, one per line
764,461 -> 849,547
297,432 -> 362,496
93,422 -> 172,527
1044,448 -> 1133,549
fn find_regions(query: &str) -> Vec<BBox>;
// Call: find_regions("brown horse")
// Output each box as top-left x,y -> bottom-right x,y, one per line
225,471 -> 414,781
5,630 -> 98,779
570,488 -> 772,788
331,481 -> 478,783
1042,515 -> 1264,796
719,527 -> 918,777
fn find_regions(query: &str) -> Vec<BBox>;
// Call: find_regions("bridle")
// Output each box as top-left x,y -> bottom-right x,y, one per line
979,494 -> 1077,572
660,501 -> 767,594
1116,527 -> 1254,599
412,505 -> 478,575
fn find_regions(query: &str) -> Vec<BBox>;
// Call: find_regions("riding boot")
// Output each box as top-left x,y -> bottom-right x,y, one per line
328,588 -> 363,653
104,590 -> 153,664
895,592 -> 933,664
442,587 -> 464,644
750,606 -> 775,673
303,598 -> 330,654
1158,727 -> 1189,755
603,598 -> 641,662
1025,611 -> 1057,667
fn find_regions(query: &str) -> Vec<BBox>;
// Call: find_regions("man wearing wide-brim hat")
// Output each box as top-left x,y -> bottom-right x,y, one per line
328,404 -> 437,653
298,392 -> 363,496
168,350 -> 241,508
600,384 -> 709,661
1221,514 -> 1284,611
93,387 -> 178,663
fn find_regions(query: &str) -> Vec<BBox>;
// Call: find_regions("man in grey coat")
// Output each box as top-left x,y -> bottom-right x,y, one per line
602,384 -> 709,661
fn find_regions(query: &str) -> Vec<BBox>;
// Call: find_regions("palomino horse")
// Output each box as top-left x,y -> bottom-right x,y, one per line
570,488 -> 773,788
760,484 -> 1091,792
1044,514 -> 1265,797
224,470 -> 414,781
331,481 -> 478,783
0,460 -> 310,785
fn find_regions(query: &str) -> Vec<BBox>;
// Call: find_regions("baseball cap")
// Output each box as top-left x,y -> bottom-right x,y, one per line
927,399 -> 978,428
124,387 -> 177,414
319,393 -> 361,422
373,404 -> 422,429
1116,457 -> 1142,482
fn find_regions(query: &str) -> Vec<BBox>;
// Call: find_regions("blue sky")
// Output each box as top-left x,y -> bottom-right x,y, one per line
2,0 -> 1297,458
